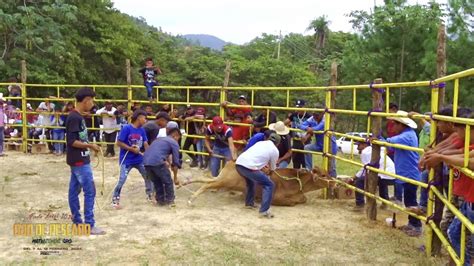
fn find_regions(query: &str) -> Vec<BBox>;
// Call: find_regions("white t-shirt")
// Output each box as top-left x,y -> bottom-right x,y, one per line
96,106 -> 118,133
355,146 -> 395,180
236,140 -> 279,171
157,127 -> 167,139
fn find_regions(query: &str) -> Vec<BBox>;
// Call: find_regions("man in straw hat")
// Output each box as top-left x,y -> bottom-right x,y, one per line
385,110 -> 421,237
236,132 -> 281,218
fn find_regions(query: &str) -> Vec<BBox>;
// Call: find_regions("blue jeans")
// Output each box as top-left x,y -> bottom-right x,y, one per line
196,139 -> 204,166
419,170 -> 429,208
145,81 -> 161,98
394,181 -> 404,201
146,165 -> 174,204
236,165 -> 274,213
403,183 -> 421,228
210,145 -> 231,177
448,201 -> 474,266
303,143 -> 337,177
112,163 -> 153,199
69,164 -> 96,227
52,130 -> 65,154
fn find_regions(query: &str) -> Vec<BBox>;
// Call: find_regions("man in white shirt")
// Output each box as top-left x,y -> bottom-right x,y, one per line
236,133 -> 281,218
353,140 -> 396,210
96,101 -> 118,157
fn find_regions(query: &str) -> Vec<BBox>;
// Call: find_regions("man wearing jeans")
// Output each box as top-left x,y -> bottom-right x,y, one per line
236,133 -> 281,218
112,110 -> 152,209
205,116 -> 237,177
299,106 -> 337,177
65,87 -> 105,235
143,128 -> 182,206
386,110 -> 421,237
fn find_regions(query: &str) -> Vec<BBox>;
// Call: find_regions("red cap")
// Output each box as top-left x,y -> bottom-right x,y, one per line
212,116 -> 224,130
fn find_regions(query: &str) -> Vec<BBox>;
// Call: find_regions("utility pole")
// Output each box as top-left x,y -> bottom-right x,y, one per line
277,30 -> 282,60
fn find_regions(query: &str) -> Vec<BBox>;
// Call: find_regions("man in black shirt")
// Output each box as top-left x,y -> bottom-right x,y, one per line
253,101 -> 277,133
179,105 -> 199,167
285,100 -> 312,169
65,87 -> 105,235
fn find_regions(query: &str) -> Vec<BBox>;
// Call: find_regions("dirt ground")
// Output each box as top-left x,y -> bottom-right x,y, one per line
0,151 -> 446,265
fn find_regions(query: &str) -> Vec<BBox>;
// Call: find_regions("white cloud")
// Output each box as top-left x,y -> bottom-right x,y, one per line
112,0 -> 446,44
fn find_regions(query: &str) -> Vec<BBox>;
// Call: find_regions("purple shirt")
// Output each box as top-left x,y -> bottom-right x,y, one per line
0,107 -> 5,127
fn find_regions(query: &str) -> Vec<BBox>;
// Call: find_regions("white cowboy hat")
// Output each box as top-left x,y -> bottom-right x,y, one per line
269,121 -> 290,135
387,110 -> 418,129
0,93 -> 5,102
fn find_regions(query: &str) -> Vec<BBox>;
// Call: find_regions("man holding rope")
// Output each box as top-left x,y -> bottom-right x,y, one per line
65,87 -> 105,235
111,110 -> 152,209
236,132 -> 281,218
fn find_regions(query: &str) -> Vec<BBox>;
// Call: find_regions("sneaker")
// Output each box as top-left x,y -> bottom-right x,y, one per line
190,161 -> 198,168
398,224 -> 415,232
90,226 -> 106,235
111,197 -> 121,209
405,227 -> 422,237
245,204 -> 258,210
147,194 -> 154,203
259,211 -> 274,218
407,206 -> 426,215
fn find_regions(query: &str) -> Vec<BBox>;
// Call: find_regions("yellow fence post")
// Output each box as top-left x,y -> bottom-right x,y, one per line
21,60 -> 28,153
126,59 -> 132,122
425,82 -> 439,257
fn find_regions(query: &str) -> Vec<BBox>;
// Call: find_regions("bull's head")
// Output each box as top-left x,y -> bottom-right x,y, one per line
311,167 -> 337,189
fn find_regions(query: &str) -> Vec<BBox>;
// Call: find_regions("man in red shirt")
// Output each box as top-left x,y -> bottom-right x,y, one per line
423,108 -> 474,265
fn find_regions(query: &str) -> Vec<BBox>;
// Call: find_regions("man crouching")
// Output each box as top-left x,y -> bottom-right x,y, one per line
235,132 -> 281,218
143,128 -> 182,207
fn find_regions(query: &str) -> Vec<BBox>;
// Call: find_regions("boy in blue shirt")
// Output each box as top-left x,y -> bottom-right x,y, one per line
386,110 -> 421,237
111,110 -> 153,209
139,57 -> 162,101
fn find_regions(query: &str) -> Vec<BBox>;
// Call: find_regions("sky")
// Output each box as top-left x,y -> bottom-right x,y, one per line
112,0 -> 447,44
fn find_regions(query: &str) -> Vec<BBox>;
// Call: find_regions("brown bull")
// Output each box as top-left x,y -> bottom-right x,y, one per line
183,161 -> 335,206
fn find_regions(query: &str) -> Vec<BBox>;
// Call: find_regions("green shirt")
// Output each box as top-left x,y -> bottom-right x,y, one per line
418,122 -> 431,148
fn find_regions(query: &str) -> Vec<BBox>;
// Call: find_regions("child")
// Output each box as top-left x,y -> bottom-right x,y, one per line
139,57 -> 162,101
112,110 -> 153,209
143,127 -> 182,206
51,105 -> 66,155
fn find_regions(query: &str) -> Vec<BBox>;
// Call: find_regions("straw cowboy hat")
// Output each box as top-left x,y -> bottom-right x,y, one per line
269,121 -> 290,135
387,110 -> 418,129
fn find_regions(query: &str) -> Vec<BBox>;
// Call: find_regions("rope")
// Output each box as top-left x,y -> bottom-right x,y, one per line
273,169 -> 303,191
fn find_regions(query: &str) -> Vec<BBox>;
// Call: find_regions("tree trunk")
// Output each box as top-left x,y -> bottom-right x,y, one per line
366,78 -> 383,220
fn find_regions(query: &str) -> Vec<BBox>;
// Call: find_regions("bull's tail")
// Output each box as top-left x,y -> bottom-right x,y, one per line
181,176 -> 216,185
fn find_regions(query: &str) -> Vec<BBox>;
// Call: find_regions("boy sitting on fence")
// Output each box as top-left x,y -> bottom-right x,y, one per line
139,57 -> 162,101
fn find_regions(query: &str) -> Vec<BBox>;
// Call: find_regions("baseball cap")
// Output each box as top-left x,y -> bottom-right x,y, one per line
268,133 -> 281,146
295,99 -> 305,107
212,116 -> 224,130
166,121 -> 179,129
156,111 -> 171,121
238,95 -> 246,100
